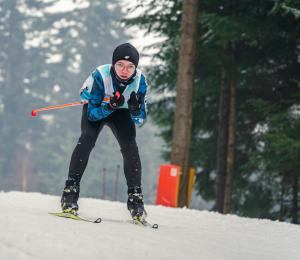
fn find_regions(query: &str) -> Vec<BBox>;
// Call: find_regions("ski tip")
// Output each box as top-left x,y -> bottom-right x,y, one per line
152,224 -> 158,229
94,218 -> 101,223
49,212 -> 101,223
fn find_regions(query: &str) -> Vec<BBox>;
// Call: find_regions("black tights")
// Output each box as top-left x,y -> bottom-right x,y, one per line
68,104 -> 141,189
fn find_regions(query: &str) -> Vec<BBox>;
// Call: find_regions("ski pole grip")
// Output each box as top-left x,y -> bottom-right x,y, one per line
31,110 -> 37,117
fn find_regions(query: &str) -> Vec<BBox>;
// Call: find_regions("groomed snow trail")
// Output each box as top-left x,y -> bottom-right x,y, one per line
0,191 -> 299,260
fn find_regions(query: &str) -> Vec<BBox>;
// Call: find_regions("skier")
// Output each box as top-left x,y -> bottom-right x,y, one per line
60,43 -> 147,222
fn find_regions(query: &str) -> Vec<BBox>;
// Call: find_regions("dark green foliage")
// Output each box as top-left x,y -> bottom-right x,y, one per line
124,0 -> 300,221
247,108 -> 300,222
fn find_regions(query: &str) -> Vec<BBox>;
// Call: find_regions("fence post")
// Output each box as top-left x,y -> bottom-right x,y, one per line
114,165 -> 120,201
102,168 -> 106,200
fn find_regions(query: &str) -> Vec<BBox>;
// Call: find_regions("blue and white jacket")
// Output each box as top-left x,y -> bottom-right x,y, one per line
80,64 -> 147,125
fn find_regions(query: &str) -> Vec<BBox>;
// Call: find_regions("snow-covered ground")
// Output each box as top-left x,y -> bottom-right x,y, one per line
0,191 -> 299,260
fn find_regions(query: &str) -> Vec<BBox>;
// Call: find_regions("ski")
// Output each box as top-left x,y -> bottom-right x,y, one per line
127,219 -> 158,229
49,212 -> 101,223
49,212 -> 157,228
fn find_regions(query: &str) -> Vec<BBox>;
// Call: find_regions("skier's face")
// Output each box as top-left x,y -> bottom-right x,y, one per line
114,60 -> 136,80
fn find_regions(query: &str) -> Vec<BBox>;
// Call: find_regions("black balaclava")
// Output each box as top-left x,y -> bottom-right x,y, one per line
110,43 -> 139,87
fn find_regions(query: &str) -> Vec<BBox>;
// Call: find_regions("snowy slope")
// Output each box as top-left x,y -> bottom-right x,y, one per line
0,191 -> 299,260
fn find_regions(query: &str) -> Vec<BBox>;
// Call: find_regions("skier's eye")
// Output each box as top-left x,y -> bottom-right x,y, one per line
128,66 -> 135,72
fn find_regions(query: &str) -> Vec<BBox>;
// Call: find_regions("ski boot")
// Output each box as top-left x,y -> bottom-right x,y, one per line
127,187 -> 147,221
61,178 -> 80,214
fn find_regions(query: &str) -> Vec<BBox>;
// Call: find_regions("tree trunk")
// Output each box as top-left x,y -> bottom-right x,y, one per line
279,175 -> 285,221
215,44 -> 231,213
171,0 -> 199,208
292,172 -> 299,224
223,42 -> 237,214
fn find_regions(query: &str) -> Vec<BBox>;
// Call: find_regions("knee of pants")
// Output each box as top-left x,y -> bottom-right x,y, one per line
79,132 -> 97,146
115,127 -> 136,144
120,140 -> 140,157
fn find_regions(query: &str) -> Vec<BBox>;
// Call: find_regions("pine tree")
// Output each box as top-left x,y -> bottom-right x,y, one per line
123,0 -> 300,221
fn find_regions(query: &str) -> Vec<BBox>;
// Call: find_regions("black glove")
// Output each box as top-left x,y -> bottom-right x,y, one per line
127,91 -> 143,115
108,91 -> 125,111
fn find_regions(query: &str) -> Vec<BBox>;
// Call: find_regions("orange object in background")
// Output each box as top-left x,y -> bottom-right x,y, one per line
187,168 -> 196,208
156,164 -> 196,208
156,164 -> 181,207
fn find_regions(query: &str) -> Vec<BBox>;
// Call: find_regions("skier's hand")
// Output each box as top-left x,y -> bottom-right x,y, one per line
108,91 -> 125,111
127,91 -> 143,116
79,85 -> 88,97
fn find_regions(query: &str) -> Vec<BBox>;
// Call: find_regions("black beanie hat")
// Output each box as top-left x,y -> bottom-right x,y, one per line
112,43 -> 139,67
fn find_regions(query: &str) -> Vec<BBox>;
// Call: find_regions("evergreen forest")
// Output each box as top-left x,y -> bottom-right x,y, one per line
0,0 -> 299,224
124,0 -> 300,223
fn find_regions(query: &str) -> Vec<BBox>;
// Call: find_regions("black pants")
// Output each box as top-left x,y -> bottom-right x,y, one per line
68,104 -> 141,188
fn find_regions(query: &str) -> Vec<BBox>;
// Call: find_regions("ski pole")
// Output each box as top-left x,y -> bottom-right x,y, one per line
31,91 -> 120,116
114,165 -> 120,201
31,101 -> 88,116
102,168 -> 106,200
31,98 -> 107,117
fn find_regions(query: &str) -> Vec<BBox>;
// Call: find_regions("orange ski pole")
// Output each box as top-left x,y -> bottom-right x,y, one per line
31,94 -> 114,116
31,101 -> 89,116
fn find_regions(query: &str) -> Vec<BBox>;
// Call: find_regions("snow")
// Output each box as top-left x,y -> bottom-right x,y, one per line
0,191 -> 299,260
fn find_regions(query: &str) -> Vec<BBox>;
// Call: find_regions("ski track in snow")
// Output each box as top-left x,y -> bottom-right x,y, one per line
0,191 -> 299,260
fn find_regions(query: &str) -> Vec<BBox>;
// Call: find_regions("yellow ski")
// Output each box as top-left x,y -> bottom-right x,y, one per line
49,212 -> 101,223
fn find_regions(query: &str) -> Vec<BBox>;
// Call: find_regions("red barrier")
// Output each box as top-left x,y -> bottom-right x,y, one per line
156,164 -> 181,208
